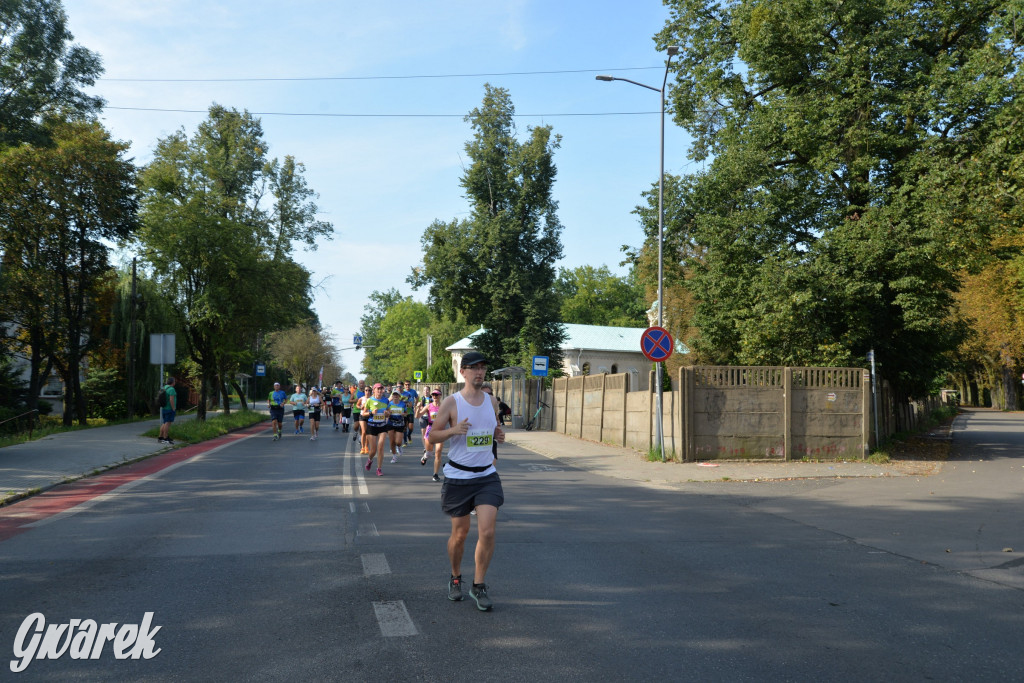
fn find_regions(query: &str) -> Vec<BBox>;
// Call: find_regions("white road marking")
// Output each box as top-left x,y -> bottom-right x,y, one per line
361,553 -> 391,576
372,601 -> 417,637
341,454 -> 369,496
353,454 -> 368,495
357,522 -> 379,537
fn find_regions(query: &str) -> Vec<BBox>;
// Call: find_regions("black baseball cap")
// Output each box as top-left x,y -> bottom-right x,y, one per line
461,351 -> 487,368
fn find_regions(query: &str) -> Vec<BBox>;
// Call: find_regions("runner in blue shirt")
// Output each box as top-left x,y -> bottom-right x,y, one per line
268,382 -> 288,441
401,381 -> 419,445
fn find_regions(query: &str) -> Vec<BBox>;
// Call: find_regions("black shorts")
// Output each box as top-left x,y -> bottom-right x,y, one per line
389,423 -> 405,432
309,411 -> 321,422
292,411 -> 305,420
352,412 -> 363,422
341,407 -> 351,417
419,416 -> 430,428
405,415 -> 413,424
366,424 -> 388,437
441,472 -> 503,518
270,407 -> 284,421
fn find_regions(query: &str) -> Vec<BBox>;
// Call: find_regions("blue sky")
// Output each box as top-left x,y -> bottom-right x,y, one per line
64,0 -> 694,376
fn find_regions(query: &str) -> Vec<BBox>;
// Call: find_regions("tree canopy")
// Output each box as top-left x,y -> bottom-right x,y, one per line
410,85 -> 565,371
0,0 -> 103,147
654,0 -> 1024,398
0,117 -> 137,423
138,104 -> 332,418
555,265 -> 647,328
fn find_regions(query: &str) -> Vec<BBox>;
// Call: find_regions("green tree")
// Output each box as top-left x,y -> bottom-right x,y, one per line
358,288 -> 403,376
0,117 -> 137,424
555,265 -> 647,327
0,0 -> 102,148
373,299 -> 432,382
106,262 -> 184,415
266,155 -> 334,260
655,0 -> 1022,397
410,85 -> 565,370
267,325 -> 343,389
138,104 -> 330,419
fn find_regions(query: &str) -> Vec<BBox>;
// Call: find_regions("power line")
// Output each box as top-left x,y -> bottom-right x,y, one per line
99,66 -> 664,83
104,106 -> 660,118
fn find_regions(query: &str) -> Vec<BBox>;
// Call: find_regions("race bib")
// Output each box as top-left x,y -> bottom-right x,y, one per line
466,427 -> 493,450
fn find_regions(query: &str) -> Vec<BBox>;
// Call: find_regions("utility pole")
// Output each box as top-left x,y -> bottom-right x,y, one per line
126,257 -> 138,421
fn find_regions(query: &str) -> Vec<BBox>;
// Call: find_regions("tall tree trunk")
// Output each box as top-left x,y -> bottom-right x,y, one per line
220,377 -> 232,415
70,355 -> 87,426
230,379 -> 248,411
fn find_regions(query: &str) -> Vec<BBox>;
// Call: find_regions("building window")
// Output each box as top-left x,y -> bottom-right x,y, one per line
582,362 -> 591,375
42,376 -> 63,396
611,364 -> 618,374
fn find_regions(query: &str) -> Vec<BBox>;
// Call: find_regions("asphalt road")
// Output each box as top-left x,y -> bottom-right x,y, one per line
1,413 -> 1022,681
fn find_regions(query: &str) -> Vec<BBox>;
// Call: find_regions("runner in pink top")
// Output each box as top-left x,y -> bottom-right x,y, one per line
418,389 -> 444,481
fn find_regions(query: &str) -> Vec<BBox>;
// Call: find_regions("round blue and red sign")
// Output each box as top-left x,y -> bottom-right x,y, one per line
641,326 -> 674,362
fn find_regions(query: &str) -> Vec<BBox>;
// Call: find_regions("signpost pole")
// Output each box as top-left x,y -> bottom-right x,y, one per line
640,327 -> 673,461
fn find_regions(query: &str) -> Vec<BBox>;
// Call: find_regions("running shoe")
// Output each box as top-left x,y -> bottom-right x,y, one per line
158,438 -> 168,444
469,584 -> 492,611
376,468 -> 383,477
310,436 -> 315,441
391,455 -> 398,463
420,453 -> 428,465
397,446 -> 403,455
352,435 -> 357,442
365,459 -> 372,471
448,575 -> 464,602
432,473 -> 441,482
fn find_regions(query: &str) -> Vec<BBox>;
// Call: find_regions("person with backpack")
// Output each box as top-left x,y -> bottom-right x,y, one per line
158,377 -> 177,445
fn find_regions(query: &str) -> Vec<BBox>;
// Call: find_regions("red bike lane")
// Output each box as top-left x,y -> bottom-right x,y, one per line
0,422 -> 269,543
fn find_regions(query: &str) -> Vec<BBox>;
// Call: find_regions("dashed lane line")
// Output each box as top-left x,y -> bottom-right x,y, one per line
361,553 -> 391,576
372,601 -> 417,637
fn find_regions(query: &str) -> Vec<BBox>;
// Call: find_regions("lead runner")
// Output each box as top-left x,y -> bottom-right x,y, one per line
427,350 -> 505,612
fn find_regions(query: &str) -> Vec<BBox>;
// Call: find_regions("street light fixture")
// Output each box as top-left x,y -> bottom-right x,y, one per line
596,46 -> 680,462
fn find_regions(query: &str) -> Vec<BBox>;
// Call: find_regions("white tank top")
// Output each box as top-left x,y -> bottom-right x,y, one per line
443,392 -> 497,479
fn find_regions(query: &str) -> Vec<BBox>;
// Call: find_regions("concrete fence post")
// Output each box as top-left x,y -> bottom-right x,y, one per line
862,368 -> 872,456
683,366 -> 694,461
621,373 -> 629,447
784,367 -> 793,462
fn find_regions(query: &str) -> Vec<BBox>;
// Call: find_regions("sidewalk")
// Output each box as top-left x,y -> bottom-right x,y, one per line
502,428 -> 939,486
0,409 -> 257,505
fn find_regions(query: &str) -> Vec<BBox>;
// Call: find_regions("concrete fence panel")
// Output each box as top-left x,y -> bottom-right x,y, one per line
565,376 -> 585,438
601,373 -> 628,446
581,374 -> 605,442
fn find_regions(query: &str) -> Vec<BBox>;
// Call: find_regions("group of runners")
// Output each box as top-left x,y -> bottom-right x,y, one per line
266,379 -> 446,474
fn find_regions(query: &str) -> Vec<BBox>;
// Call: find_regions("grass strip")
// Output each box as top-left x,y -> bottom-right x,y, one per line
143,410 -> 268,444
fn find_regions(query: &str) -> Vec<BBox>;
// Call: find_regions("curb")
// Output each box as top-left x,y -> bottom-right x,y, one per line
0,417 -> 271,508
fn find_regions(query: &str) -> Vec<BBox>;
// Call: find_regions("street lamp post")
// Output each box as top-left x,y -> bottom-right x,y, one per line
597,46 -> 679,462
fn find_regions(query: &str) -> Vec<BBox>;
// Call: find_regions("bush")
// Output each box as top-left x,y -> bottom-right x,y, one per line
82,367 -> 128,420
